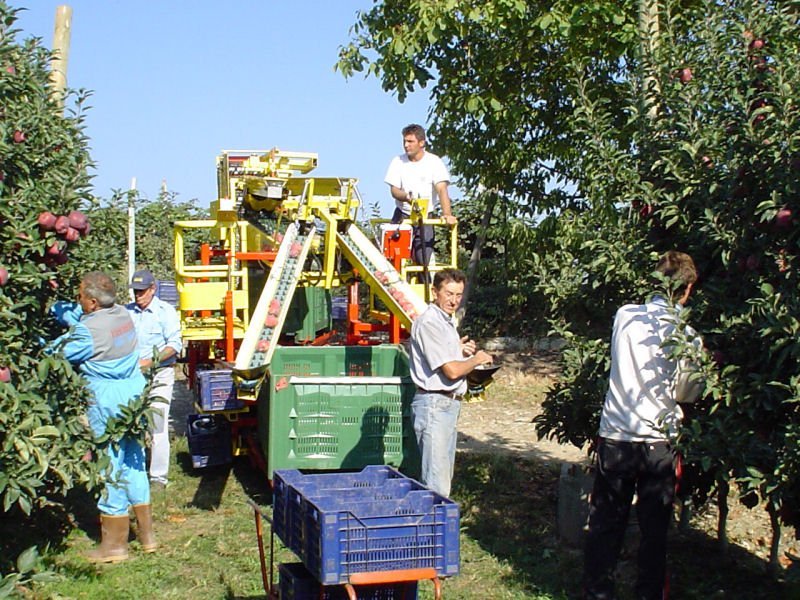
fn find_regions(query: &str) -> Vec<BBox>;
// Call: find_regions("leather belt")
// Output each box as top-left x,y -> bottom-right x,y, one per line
416,387 -> 464,400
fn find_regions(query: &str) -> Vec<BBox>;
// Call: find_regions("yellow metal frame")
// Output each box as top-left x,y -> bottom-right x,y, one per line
174,216 -> 251,342
175,147 -> 460,349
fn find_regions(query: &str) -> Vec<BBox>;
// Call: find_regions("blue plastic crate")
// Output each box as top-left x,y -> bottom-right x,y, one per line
195,369 -> 243,411
273,466 -> 410,554
156,280 -> 179,308
278,562 -> 417,600
302,489 -> 460,585
287,479 -> 426,557
186,414 -> 231,469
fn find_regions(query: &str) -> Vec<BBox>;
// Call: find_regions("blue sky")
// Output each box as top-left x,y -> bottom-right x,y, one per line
16,1 -> 433,216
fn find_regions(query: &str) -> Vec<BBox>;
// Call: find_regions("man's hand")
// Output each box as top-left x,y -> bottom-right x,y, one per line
443,214 -> 458,226
461,336 -> 476,357
139,358 -> 154,372
474,350 -> 493,365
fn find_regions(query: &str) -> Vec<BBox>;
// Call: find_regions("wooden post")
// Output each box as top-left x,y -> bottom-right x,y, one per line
50,5 -> 73,106
127,178 -> 137,301
638,0 -> 661,120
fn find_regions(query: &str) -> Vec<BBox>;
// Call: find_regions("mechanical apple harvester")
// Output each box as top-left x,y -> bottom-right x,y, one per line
173,148 -> 459,480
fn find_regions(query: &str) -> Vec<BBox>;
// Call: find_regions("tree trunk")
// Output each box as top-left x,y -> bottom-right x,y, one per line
717,480 -> 729,554
458,190 -> 497,322
767,503 -> 782,577
638,0 -> 661,120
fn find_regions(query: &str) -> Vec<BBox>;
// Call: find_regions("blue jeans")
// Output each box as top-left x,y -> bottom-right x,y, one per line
411,392 -> 461,497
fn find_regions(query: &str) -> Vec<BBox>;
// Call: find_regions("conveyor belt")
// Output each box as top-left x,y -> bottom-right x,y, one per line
233,221 -> 316,385
336,223 -> 427,329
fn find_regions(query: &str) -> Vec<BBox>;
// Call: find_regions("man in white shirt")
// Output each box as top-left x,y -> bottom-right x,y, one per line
126,270 -> 183,490
409,268 -> 492,496
384,124 -> 457,266
583,251 -> 699,600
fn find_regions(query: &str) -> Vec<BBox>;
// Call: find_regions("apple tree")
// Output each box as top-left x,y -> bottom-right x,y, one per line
339,0 -> 800,559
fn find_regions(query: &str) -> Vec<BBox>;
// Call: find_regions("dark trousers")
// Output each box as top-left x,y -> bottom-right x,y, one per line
391,207 -> 434,267
583,437 -> 677,600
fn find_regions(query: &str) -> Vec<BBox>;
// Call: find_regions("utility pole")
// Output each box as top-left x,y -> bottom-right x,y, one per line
638,0 -> 661,120
127,177 -> 137,300
50,5 -> 72,107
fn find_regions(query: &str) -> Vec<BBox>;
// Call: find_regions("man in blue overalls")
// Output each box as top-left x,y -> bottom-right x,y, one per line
50,271 -> 156,563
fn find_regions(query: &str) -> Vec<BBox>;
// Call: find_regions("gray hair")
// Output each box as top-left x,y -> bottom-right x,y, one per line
81,271 -> 117,308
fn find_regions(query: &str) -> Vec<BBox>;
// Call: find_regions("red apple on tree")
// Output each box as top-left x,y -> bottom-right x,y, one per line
679,68 -> 693,83
0,267 -> 8,286
54,215 -> 69,234
0,366 -> 10,383
37,211 -> 57,231
12,130 -> 25,143
67,210 -> 88,232
64,227 -> 80,243
46,241 -> 64,256
775,207 -> 792,230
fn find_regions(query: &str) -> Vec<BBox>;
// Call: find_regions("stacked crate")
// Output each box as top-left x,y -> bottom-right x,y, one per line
195,369 -> 244,412
258,345 -> 419,478
186,414 -> 231,469
272,465 -> 460,597
156,279 -> 179,308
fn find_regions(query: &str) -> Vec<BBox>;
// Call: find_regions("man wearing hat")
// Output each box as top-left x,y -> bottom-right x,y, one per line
126,269 -> 182,490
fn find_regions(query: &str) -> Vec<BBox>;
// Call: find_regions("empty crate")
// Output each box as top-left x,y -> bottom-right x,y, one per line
273,466 -> 460,586
273,466 -> 420,555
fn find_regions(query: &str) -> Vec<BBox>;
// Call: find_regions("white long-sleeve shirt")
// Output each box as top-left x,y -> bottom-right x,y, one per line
598,296 -> 698,442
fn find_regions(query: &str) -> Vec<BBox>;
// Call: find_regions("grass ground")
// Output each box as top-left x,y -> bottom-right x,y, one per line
13,442 -> 797,599
5,362 -> 800,599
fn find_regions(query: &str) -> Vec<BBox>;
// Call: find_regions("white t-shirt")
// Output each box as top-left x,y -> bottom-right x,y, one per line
598,295 -> 700,442
384,151 -> 450,215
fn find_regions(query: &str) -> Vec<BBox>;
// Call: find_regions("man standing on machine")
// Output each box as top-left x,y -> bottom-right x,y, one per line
384,124 -> 457,267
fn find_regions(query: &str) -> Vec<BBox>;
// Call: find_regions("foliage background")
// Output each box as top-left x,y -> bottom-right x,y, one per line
338,0 -> 800,545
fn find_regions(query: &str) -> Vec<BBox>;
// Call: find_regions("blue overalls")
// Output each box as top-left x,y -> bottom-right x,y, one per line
51,302 -> 149,515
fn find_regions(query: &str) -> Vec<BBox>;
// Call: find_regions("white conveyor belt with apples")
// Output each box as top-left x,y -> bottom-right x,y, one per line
336,222 -> 427,329
234,222 -> 316,382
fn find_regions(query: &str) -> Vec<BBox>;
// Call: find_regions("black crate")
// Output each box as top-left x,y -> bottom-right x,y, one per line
186,414 -> 231,469
278,562 -> 417,600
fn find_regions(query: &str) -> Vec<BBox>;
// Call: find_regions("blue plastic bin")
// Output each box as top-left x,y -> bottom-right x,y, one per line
273,466 -> 410,553
195,369 -> 243,411
278,562 -> 417,599
156,280 -> 179,308
301,489 -> 460,585
287,478 -> 426,555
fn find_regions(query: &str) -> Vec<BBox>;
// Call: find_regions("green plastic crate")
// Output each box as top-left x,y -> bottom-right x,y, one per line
258,345 -> 418,478
283,286 -> 332,343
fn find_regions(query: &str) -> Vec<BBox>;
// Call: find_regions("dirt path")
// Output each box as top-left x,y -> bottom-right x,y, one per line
457,349 -> 587,466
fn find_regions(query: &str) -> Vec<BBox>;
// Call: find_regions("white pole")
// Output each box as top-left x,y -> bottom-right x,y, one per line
50,5 -> 72,108
127,177 -> 137,300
